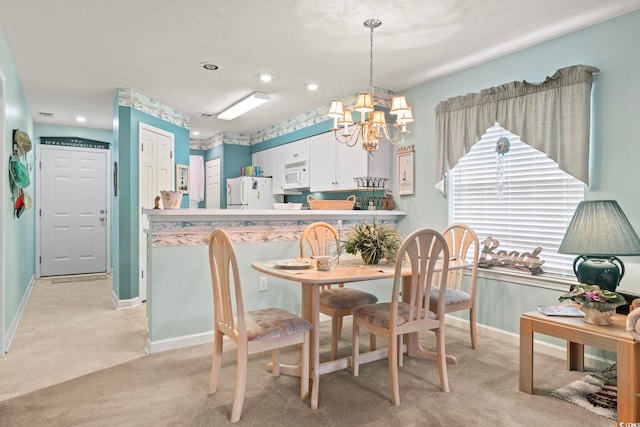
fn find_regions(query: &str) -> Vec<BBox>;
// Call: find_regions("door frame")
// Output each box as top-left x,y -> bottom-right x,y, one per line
0,68 -> 6,353
206,157 -> 221,209
35,144 -> 111,279
138,122 -> 175,303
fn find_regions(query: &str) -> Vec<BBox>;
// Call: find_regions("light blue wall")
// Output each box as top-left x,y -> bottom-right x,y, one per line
1,26 -> 35,349
395,9 -> 640,335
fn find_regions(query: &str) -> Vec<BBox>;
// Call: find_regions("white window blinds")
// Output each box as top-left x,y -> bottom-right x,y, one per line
448,124 -> 584,276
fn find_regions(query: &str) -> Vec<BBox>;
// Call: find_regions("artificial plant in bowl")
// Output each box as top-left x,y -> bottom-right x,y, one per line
558,283 -> 626,325
342,219 -> 401,265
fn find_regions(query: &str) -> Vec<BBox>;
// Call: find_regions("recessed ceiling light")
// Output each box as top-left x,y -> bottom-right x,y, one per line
192,131 -> 200,136
306,83 -> 319,91
76,116 -> 86,122
258,74 -> 274,82
200,62 -> 219,71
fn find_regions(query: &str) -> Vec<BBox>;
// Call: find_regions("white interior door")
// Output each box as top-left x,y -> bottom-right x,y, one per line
138,123 -> 173,302
206,158 -> 221,209
39,146 -> 109,276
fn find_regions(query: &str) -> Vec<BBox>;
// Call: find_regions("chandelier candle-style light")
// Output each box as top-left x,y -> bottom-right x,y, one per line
327,19 -> 413,156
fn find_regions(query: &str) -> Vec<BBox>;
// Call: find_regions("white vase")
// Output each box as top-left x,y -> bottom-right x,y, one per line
579,306 -> 615,326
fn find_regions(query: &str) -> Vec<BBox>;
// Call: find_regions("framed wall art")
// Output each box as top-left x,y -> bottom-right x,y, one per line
396,145 -> 415,196
176,164 -> 190,194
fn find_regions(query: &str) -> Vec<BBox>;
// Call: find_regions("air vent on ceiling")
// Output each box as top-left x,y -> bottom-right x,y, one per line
196,112 -> 215,119
38,111 -> 55,118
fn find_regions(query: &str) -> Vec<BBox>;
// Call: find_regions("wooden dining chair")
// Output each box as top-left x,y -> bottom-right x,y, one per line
352,228 -> 450,405
429,224 -> 479,348
208,228 -> 312,423
300,221 -> 378,360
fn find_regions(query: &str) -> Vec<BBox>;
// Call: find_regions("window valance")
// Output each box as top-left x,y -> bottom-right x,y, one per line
435,65 -> 599,189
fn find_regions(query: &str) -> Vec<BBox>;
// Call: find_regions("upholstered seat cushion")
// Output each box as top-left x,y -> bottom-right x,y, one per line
351,302 -> 435,329
320,288 -> 378,309
245,308 -> 311,341
430,288 -> 470,305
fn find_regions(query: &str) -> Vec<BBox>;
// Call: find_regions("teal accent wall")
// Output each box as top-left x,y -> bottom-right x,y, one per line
1,25 -> 35,350
113,103 -> 190,301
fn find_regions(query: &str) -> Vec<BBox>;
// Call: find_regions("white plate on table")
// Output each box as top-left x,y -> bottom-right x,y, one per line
273,259 -> 314,270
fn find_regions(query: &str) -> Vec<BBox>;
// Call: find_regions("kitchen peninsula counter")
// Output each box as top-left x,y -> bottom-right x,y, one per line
143,208 -> 406,353
144,208 -> 406,221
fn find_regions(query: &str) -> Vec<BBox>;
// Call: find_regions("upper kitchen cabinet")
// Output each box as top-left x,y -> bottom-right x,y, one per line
310,132 -> 368,192
268,146 -> 286,195
283,138 -> 310,165
252,150 -> 266,174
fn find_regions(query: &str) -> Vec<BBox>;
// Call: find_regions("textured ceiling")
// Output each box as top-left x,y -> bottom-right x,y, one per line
1,0 -> 640,140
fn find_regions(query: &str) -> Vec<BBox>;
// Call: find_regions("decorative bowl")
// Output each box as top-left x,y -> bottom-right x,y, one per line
160,191 -> 182,209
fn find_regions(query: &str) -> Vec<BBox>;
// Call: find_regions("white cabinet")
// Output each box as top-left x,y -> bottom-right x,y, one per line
252,150 -> 266,175
310,132 -> 368,192
368,139 -> 391,185
269,146 -> 285,195
283,138 -> 310,165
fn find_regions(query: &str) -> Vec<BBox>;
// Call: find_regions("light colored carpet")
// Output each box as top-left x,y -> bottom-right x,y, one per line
552,375 -> 617,421
0,322 -> 612,426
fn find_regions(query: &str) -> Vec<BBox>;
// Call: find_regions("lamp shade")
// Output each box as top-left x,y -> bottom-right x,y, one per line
558,200 -> 640,256
338,109 -> 354,126
390,96 -> 409,115
354,92 -> 374,112
327,100 -> 344,118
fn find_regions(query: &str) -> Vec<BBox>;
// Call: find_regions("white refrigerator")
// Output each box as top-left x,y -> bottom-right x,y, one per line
226,177 -> 282,209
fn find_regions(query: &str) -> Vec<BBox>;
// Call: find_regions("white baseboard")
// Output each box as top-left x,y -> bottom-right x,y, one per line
3,275 -> 35,353
445,314 -> 613,371
145,331 -> 214,354
110,290 -> 142,310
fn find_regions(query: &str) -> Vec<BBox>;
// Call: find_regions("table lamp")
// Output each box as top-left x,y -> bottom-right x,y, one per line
558,200 -> 640,291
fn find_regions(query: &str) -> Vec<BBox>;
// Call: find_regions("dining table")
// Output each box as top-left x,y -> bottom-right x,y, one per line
251,256 -> 473,409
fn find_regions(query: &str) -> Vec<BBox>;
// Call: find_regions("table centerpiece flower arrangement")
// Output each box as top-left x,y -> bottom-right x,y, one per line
342,219 -> 401,265
558,284 -> 626,325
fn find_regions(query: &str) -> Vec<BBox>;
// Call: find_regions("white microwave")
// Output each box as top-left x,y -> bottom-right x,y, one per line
283,160 -> 309,189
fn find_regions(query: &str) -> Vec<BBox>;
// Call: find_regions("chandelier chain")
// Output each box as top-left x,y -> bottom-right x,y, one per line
369,22 -> 374,93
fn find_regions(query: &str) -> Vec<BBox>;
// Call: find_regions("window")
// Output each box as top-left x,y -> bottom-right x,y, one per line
448,124 -> 584,276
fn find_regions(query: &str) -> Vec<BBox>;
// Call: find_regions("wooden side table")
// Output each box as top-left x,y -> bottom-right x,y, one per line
519,310 -> 640,423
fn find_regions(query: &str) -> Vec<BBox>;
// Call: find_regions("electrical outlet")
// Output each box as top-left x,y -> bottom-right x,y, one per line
259,276 -> 268,292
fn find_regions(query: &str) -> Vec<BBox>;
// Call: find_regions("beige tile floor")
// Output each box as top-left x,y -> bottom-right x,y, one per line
0,274 -> 148,401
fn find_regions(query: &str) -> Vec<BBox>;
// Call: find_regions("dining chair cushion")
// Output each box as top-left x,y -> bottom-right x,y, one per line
430,288 -> 471,306
245,308 -> 312,341
320,288 -> 378,310
352,302 -> 435,329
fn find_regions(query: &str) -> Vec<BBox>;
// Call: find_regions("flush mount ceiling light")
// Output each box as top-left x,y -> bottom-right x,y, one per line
217,92 -> 270,120
327,19 -> 413,156
200,62 -> 219,71
306,83 -> 319,91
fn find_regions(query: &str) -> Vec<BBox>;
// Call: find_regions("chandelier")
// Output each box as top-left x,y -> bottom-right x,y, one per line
327,19 -> 413,156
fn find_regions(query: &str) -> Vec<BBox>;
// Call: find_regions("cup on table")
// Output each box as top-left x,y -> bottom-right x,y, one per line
315,256 -> 332,271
